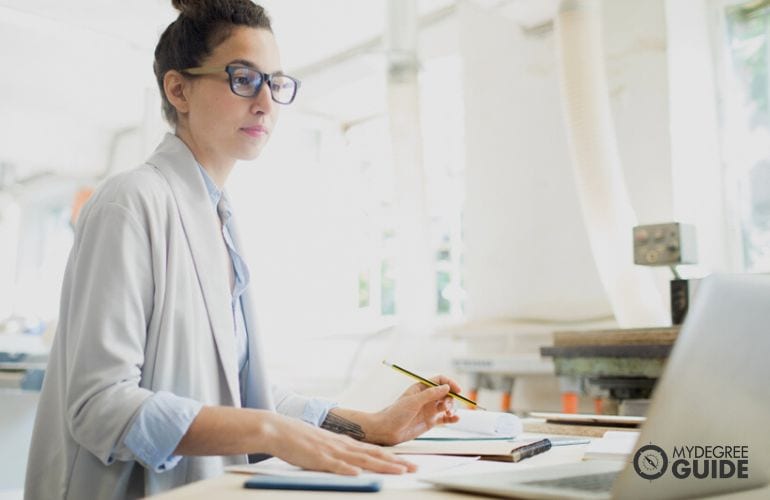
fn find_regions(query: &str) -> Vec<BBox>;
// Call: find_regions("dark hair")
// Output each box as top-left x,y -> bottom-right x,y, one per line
154,0 -> 272,125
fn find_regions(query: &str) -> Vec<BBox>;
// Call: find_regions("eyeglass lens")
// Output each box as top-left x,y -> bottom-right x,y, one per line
228,66 -> 297,104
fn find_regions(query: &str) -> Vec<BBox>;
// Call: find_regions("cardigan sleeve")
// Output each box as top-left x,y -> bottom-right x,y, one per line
61,201 -> 168,465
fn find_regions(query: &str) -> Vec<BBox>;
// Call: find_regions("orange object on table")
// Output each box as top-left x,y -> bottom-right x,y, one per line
561,392 -> 579,414
501,391 -> 512,412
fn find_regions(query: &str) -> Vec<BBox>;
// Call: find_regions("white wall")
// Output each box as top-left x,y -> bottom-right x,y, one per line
0,6 -> 161,179
604,0 -> 673,226
461,0 -> 675,324
461,1 -> 605,322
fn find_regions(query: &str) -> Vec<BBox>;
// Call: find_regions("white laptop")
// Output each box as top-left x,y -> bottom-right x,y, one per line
428,274 -> 770,499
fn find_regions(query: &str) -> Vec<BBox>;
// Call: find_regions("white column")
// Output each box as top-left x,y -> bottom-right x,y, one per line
554,0 -> 668,327
386,0 -> 434,334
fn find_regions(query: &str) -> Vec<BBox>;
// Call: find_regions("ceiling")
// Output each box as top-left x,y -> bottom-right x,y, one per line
0,0 -> 458,70
0,0 -> 557,175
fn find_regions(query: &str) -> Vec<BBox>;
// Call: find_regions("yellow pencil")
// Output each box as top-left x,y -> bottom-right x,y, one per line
382,360 -> 486,410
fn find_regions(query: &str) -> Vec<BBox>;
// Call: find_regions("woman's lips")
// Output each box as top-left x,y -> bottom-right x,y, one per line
240,126 -> 268,137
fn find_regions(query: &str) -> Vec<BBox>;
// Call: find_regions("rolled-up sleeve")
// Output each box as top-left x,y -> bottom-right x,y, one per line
64,202 -> 157,465
123,391 -> 203,472
271,384 -> 337,426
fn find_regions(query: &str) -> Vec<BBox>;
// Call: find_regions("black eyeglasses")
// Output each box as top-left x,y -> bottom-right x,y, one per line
182,64 -> 301,105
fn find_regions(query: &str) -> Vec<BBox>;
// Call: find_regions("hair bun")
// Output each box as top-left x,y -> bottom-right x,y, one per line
172,0 -> 202,18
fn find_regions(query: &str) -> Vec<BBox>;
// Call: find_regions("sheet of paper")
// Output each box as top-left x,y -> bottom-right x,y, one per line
444,409 -> 523,437
417,426 -> 514,440
583,430 -> 640,460
227,454 -> 480,489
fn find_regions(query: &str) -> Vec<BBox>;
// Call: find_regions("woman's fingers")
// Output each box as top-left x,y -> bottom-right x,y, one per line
341,438 -> 417,473
437,395 -> 456,411
322,456 -> 362,476
436,411 -> 461,425
416,389 -> 457,419
313,431 -> 416,475
364,444 -> 418,472
428,374 -> 463,394
273,415 -> 419,476
337,449 -> 408,474
415,384 -> 451,406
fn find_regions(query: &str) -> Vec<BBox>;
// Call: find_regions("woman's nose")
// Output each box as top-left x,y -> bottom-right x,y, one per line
250,82 -> 274,114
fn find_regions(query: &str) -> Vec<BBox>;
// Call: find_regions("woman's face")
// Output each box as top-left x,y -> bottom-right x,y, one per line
182,26 -> 282,169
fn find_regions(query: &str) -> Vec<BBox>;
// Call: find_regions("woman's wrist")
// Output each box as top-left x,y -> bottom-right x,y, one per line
252,409 -> 283,456
321,408 -> 389,445
361,410 -> 390,444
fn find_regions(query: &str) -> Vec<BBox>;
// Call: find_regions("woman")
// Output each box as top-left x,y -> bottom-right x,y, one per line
24,1 -> 462,498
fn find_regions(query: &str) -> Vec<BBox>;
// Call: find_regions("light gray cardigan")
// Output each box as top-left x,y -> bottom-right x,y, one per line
25,134 -> 315,499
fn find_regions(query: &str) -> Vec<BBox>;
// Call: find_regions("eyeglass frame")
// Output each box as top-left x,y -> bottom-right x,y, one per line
181,64 -> 301,104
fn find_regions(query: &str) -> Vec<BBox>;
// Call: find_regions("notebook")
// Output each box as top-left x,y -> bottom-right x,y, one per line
427,274 -> 770,499
528,412 -> 644,428
385,438 -> 542,462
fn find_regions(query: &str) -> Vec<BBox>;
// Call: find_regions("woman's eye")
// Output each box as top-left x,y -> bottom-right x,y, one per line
233,76 -> 251,86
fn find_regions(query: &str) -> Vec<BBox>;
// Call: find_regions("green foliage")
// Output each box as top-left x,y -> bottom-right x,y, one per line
726,2 -> 770,124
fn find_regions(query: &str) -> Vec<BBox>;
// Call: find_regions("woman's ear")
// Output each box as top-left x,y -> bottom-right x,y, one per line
164,70 -> 191,116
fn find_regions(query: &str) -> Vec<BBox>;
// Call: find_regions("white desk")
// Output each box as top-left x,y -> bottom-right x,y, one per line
150,437 -> 770,499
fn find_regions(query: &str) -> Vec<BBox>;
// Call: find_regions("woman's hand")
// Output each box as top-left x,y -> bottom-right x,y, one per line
367,375 -> 463,446
262,412 -> 417,475
326,375 -> 464,446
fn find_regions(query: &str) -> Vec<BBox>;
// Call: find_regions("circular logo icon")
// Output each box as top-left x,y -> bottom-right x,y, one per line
633,444 -> 668,480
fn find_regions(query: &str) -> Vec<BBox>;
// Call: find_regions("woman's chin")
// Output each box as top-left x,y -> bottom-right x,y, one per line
235,142 -> 266,162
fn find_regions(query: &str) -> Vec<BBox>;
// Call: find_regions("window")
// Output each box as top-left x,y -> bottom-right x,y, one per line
719,1 -> 770,271
347,55 -> 466,325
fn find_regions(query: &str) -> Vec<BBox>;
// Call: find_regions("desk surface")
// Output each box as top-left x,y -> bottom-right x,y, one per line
151,438 -> 770,500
